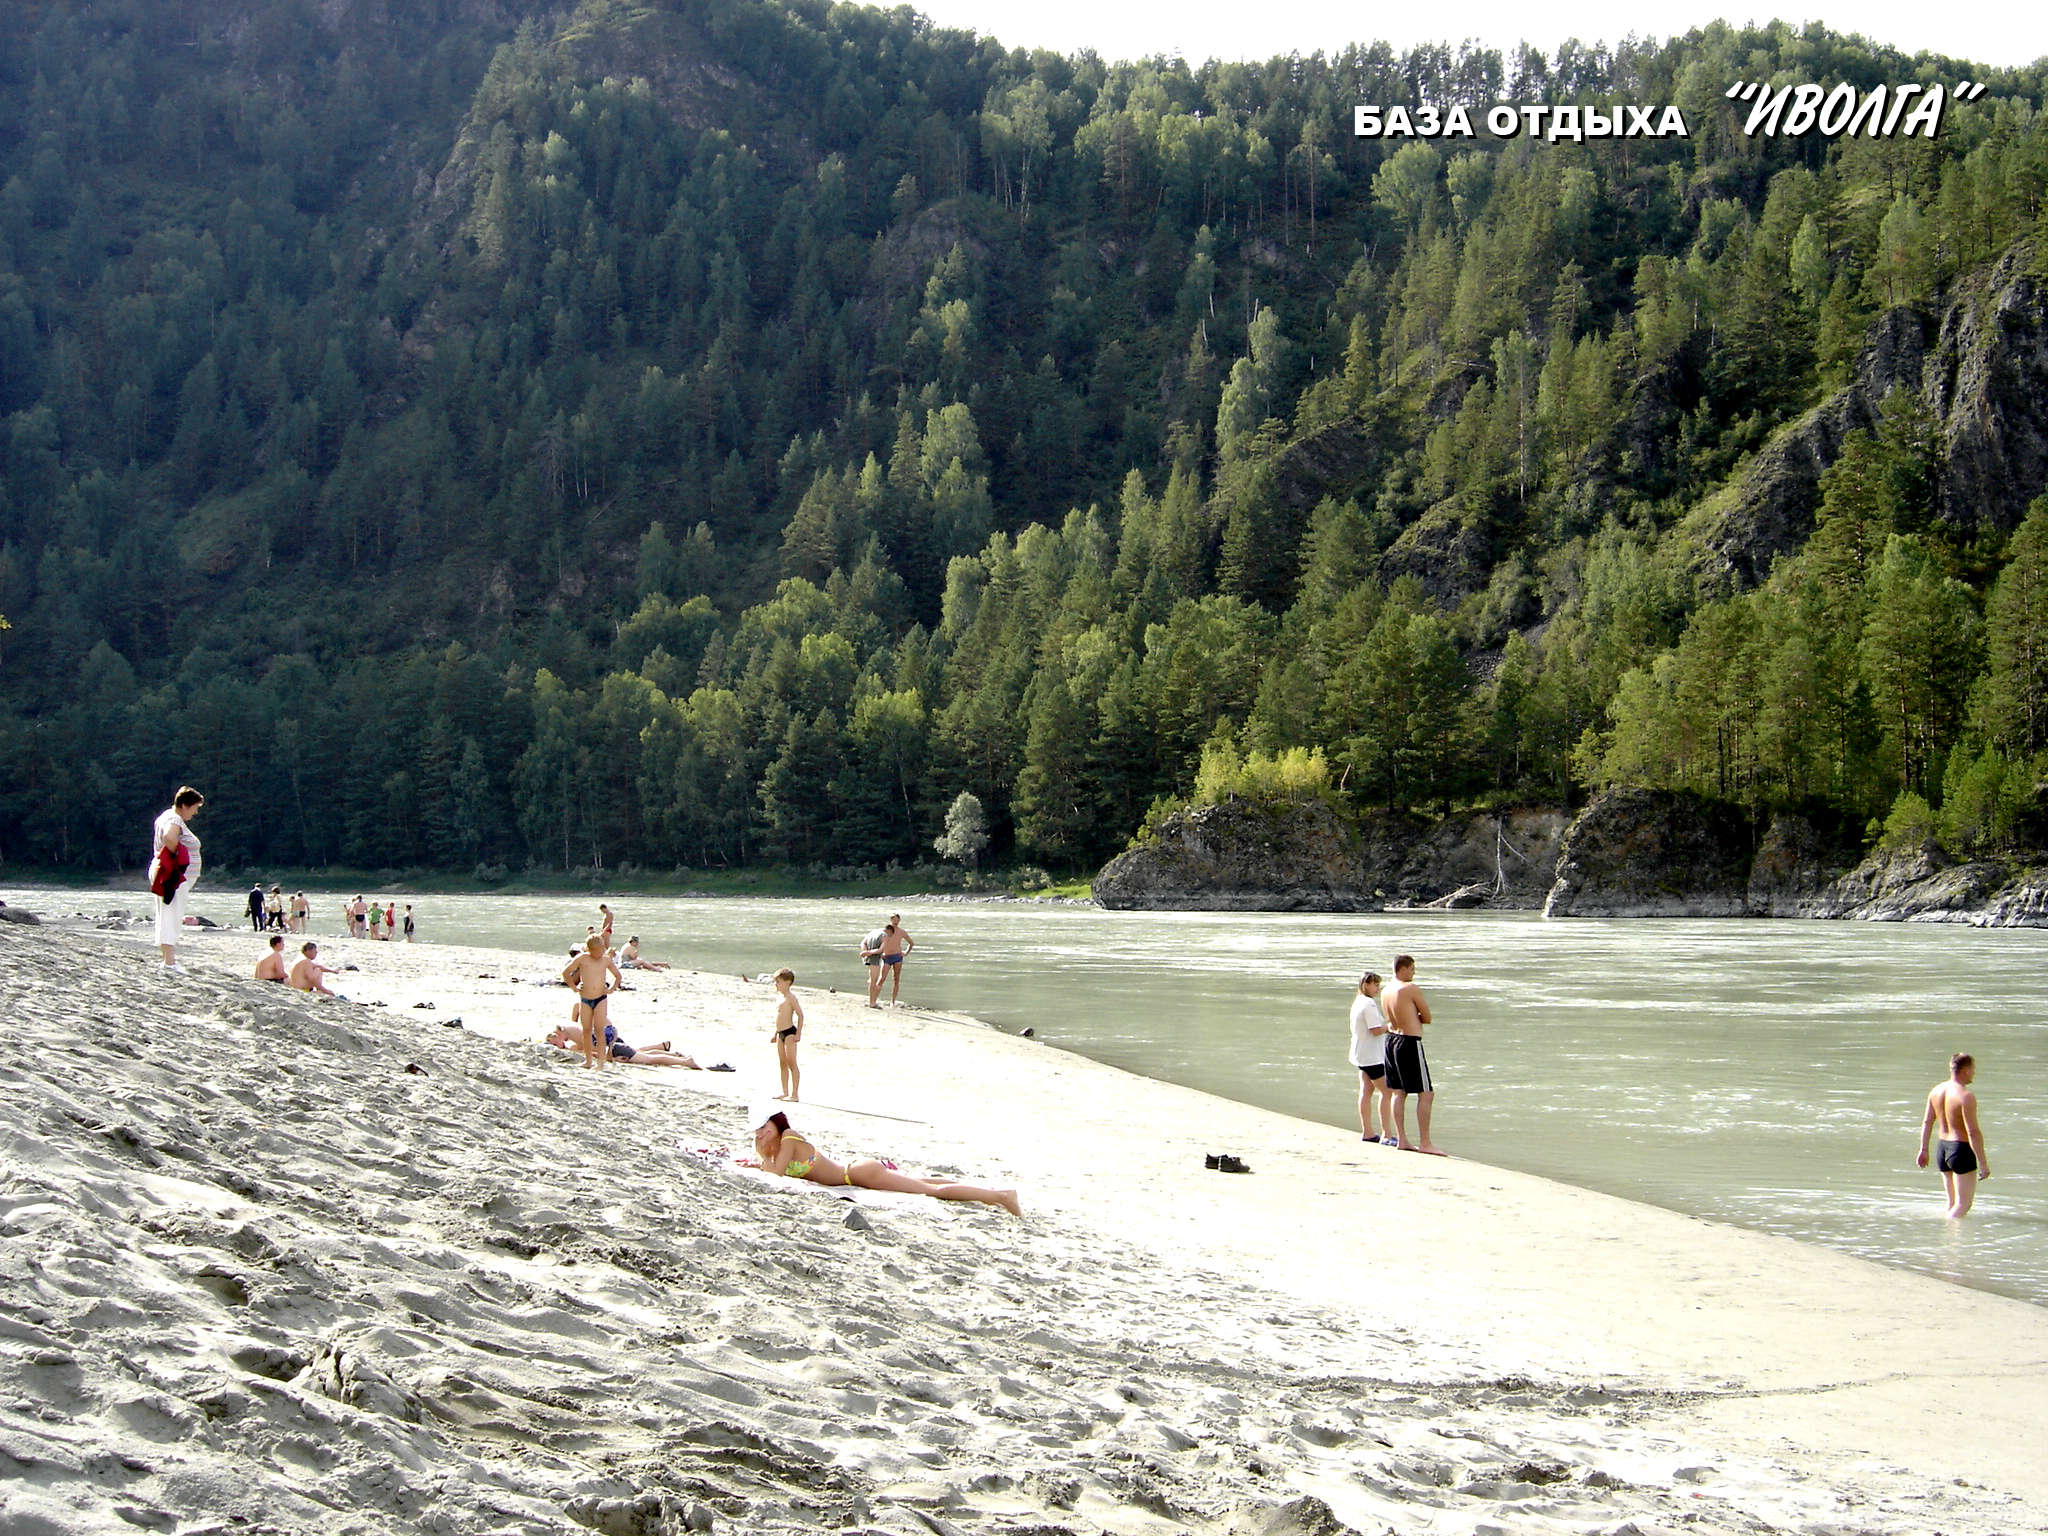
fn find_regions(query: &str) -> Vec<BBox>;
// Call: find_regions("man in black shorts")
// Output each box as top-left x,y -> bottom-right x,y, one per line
1381,954 -> 1443,1155
1917,1052 -> 1990,1217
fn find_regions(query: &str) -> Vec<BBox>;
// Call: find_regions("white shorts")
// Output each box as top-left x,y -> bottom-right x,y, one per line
153,886 -> 188,946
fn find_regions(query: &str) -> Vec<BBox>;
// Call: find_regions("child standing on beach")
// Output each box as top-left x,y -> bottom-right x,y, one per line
771,968 -> 803,1102
560,934 -> 623,1071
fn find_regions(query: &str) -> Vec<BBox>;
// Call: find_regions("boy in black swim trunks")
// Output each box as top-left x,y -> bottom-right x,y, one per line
770,967 -> 804,1101
1917,1052 -> 1990,1218
559,934 -> 622,1072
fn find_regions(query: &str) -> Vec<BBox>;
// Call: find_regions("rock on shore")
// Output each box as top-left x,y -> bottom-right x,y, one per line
1092,798 -> 1565,911
1542,789 -> 1759,918
1094,789 -> 2048,926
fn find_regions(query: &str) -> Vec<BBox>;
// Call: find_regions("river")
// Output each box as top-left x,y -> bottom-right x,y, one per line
65,885 -> 2048,1306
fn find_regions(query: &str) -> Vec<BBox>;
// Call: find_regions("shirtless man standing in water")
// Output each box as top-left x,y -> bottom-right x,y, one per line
560,934 -> 622,1071
1917,1052 -> 1991,1217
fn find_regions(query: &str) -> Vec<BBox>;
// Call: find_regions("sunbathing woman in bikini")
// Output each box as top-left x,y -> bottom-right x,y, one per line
743,1110 -> 1021,1216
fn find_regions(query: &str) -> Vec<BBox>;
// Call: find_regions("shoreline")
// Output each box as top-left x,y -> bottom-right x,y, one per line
16,883 -> 2043,1308
20,918 -> 2048,1527
18,883 -> 2046,1305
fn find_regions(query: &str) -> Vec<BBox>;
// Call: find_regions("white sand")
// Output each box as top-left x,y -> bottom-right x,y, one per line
2,914 -> 2044,1536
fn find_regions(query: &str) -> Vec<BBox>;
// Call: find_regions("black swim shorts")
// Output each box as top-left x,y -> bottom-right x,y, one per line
608,1039 -> 637,1062
1936,1138 -> 1978,1175
1359,1063 -> 1386,1081
1384,1034 -> 1431,1094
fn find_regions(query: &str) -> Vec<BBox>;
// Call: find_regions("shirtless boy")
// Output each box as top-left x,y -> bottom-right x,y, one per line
1382,954 -> 1442,1155
771,967 -> 804,1101
560,934 -> 622,1071
255,935 -> 289,983
1917,1052 -> 1991,1217
288,942 -> 341,997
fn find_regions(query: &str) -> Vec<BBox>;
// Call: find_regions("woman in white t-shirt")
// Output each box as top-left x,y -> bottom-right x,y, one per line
150,787 -> 205,972
1349,971 -> 1394,1145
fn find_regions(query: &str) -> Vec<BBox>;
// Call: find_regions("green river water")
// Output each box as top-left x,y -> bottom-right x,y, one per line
67,885 -> 2048,1307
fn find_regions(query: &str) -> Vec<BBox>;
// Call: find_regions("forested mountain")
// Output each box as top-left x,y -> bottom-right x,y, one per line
3,0 -> 2048,876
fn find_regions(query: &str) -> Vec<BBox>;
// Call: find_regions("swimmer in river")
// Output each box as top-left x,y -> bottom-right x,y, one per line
770,967 -> 803,1101
1917,1051 -> 1990,1218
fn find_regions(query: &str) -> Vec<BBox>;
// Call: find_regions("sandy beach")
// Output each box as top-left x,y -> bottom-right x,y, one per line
4,911 -> 2045,1536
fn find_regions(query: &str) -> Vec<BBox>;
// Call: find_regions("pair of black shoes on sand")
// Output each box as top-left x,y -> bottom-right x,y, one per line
1203,1153 -> 1250,1173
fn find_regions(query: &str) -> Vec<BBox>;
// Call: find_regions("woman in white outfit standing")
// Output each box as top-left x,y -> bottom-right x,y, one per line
151,787 -> 205,971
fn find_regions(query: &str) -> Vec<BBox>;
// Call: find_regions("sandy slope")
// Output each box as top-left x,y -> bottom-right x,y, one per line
1,915 -> 2042,1536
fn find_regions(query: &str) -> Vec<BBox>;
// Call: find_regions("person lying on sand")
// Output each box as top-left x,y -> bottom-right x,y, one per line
544,1024 -> 700,1069
288,941 -> 345,998
743,1109 -> 1020,1216
255,935 -> 289,983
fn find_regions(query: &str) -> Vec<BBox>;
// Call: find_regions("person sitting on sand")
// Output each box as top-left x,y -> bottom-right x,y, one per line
743,1109 -> 1020,1215
255,934 -> 289,983
289,941 -> 344,997
544,1024 -> 700,1069
619,937 -> 670,970
560,933 -> 622,1070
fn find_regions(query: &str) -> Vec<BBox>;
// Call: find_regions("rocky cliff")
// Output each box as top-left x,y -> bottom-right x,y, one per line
1542,793 -> 2048,926
1096,790 -> 2048,927
1091,798 -> 1377,911
1091,800 -> 1566,912
1678,243 -> 2048,593
1541,789 -> 1757,917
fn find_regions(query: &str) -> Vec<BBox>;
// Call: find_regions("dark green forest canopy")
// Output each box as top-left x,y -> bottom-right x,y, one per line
3,0 -> 2048,874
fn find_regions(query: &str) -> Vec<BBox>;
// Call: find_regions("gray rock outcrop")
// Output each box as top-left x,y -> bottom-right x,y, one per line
1094,788 -> 2048,926
1092,797 -> 1377,911
1799,844 -> 2048,925
1092,801 -> 1567,911
1746,811 -> 1861,916
1542,789 -> 1756,918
